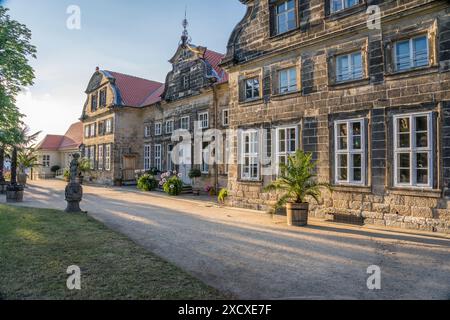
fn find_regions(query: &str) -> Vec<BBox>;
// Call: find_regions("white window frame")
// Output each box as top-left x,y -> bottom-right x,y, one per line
336,51 -> 363,83
334,118 -> 366,186
105,144 -> 111,171
105,119 -> 112,134
275,126 -> 298,176
165,120 -> 174,134
98,144 -> 104,171
167,144 -> 174,172
222,109 -> 229,127
154,144 -> 162,172
155,122 -> 162,136
88,146 -> 96,170
240,130 -> 260,181
42,155 -> 50,168
394,35 -> 429,72
144,125 -> 150,138
180,116 -> 190,130
84,126 -> 90,138
245,77 -> 260,101
331,0 -> 359,13
278,67 -> 297,94
201,142 -> 209,174
393,112 -> 433,188
276,0 -> 296,35
144,144 -> 151,171
199,112 -> 209,129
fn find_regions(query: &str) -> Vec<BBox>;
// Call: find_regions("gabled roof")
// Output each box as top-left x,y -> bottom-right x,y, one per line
37,122 -> 83,152
140,84 -> 166,107
204,49 -> 228,84
104,71 -> 164,108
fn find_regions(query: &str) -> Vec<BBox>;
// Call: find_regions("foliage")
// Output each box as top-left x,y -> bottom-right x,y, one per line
0,7 -> 37,146
78,158 -> 91,174
146,167 -> 160,176
218,188 -> 228,204
188,168 -> 202,179
17,147 -> 39,173
63,169 -> 70,179
161,171 -> 183,196
50,165 -> 60,173
137,174 -> 158,192
264,150 -> 332,209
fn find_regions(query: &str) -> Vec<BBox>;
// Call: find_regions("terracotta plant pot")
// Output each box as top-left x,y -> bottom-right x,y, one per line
17,173 -> 27,186
286,202 -> 309,226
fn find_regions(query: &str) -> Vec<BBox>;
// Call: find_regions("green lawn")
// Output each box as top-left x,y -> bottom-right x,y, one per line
0,204 -> 225,300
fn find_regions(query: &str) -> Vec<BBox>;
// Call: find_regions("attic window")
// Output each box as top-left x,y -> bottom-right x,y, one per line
99,88 -> 107,107
182,74 -> 190,89
91,93 -> 98,112
270,0 -> 297,36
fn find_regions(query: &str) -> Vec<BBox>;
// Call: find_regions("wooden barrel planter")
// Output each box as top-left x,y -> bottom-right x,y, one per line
286,203 -> 309,226
6,185 -> 24,203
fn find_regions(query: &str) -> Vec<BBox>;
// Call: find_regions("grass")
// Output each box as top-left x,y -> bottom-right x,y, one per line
0,204 -> 226,300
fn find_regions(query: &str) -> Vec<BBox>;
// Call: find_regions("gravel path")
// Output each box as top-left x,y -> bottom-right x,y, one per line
3,180 -> 450,300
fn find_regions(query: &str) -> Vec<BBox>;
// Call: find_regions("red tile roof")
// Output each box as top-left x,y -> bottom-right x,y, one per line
105,71 -> 164,108
59,122 -> 83,150
37,122 -> 83,152
140,84 -> 166,107
204,49 -> 228,84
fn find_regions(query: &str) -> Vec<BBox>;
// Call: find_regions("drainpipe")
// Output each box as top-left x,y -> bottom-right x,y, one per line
212,84 -> 219,195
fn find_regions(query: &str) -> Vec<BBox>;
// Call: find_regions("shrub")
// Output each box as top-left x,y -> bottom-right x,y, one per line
137,174 -> 158,192
161,172 -> 183,196
50,165 -> 61,173
218,188 -> 228,204
188,168 -> 202,179
63,169 -> 70,179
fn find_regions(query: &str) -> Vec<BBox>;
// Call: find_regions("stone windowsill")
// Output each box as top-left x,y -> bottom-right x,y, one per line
325,2 -> 367,22
387,188 -> 442,198
269,27 -> 301,41
384,66 -> 439,81
238,98 -> 264,107
236,179 -> 263,185
331,185 -> 372,193
328,78 -> 370,90
271,90 -> 302,100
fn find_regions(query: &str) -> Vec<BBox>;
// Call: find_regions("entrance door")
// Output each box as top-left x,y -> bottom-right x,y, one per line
178,145 -> 191,185
122,155 -> 137,181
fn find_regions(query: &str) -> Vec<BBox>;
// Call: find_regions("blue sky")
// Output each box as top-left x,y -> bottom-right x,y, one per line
2,0 -> 245,138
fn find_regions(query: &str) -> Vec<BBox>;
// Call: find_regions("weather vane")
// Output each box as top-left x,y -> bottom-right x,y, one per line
181,6 -> 191,46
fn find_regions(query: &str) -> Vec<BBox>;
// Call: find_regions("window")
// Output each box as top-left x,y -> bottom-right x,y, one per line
98,145 -> 104,171
276,127 -> 298,175
87,146 -> 96,170
394,35 -> 429,72
105,119 -> 113,134
331,0 -> 359,13
144,145 -> 151,171
84,126 -> 90,138
98,122 -> 105,136
90,123 -> 96,138
222,109 -> 229,126
167,145 -> 174,172
275,0 -> 296,35
393,113 -> 433,188
336,52 -> 363,82
180,116 -> 190,130
154,144 -> 162,172
279,67 -> 297,93
240,130 -> 259,181
91,93 -> 98,112
199,112 -> 209,129
105,144 -> 111,171
166,120 -> 174,134
202,142 -> 209,174
182,74 -> 190,89
155,122 -> 162,136
99,88 -> 107,107
42,155 -> 50,168
334,119 -> 366,185
245,78 -> 260,101
144,125 -> 150,138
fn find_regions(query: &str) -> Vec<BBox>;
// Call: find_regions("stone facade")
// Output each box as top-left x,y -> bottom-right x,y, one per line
220,0 -> 450,233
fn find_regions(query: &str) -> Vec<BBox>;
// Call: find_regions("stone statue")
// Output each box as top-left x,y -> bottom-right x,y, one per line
65,153 -> 84,213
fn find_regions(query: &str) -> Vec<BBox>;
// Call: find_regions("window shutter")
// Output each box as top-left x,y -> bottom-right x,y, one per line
238,78 -> 246,102
269,2 -> 276,37
327,55 -> 336,86
324,0 -> 331,17
385,42 -> 394,74
263,66 -> 272,102
272,68 -> 279,95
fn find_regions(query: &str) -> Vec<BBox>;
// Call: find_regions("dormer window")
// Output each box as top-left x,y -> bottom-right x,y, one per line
182,74 -> 190,89
99,88 -> 107,107
91,93 -> 98,112
331,0 -> 359,13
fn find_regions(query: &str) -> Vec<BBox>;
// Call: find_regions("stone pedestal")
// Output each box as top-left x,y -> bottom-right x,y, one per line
65,182 -> 83,213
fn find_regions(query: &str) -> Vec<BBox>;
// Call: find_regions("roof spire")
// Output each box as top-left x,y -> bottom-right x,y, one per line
181,6 -> 190,46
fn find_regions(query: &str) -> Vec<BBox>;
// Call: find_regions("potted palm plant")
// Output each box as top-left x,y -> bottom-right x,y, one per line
17,147 -> 40,185
264,150 -> 331,227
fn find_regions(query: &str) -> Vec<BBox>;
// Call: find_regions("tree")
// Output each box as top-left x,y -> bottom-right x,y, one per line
0,6 -> 36,183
